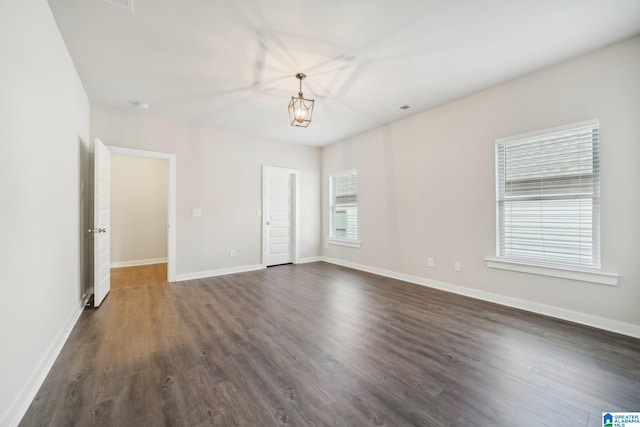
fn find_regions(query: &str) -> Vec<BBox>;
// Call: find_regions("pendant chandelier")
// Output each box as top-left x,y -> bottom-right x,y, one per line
288,73 -> 314,128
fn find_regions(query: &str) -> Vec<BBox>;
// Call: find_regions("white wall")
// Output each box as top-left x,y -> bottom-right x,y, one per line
91,106 -> 321,277
322,36 -> 640,330
0,0 -> 90,425
111,156 -> 168,266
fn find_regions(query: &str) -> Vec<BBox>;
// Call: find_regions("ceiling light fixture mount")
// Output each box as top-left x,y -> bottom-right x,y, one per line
288,73 -> 314,128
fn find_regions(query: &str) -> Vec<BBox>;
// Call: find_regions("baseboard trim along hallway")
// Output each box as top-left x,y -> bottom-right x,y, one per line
110,258 -> 168,268
174,264 -> 265,282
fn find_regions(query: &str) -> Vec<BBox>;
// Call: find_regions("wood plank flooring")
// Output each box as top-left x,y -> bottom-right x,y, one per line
20,262 -> 640,426
110,263 -> 167,290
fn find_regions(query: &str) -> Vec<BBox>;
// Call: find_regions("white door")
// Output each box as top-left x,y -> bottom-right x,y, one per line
93,139 -> 111,306
265,170 -> 293,266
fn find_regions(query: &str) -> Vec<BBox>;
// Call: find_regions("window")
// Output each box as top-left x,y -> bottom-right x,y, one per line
495,119 -> 600,270
329,169 -> 359,247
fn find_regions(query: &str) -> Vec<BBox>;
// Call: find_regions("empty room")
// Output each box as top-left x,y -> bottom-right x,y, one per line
2,0 -> 640,426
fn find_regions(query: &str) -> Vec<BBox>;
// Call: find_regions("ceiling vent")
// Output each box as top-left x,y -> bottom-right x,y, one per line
129,101 -> 149,110
101,0 -> 134,12
392,105 -> 412,114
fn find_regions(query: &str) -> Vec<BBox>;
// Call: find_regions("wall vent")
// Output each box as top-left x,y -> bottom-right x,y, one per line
392,105 -> 412,114
101,0 -> 134,12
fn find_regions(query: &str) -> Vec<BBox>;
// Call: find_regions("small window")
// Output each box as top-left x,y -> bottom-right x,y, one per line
329,170 -> 359,244
495,119 -> 600,269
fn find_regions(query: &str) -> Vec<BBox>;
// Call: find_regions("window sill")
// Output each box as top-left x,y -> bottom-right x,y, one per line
485,258 -> 618,286
327,238 -> 361,248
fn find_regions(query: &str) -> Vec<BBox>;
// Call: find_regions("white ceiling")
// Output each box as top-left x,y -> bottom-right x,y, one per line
48,0 -> 640,147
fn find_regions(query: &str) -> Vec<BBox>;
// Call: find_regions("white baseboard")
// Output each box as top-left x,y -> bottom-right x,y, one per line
3,298 -> 87,427
174,264 -> 265,282
320,257 -> 640,339
296,256 -> 322,264
111,257 -> 167,268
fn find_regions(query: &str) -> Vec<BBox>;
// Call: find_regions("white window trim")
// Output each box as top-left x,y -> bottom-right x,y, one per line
485,257 -> 618,286
326,238 -> 361,248
495,118 -> 600,145
328,169 -> 360,247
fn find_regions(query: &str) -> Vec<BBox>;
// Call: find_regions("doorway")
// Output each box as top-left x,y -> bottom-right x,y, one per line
262,166 -> 299,267
108,146 -> 177,282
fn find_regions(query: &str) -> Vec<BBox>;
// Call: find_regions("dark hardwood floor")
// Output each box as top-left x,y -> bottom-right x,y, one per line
20,262 -> 640,426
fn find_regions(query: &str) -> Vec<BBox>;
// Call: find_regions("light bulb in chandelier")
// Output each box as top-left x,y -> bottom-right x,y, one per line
294,101 -> 308,123
288,73 -> 314,128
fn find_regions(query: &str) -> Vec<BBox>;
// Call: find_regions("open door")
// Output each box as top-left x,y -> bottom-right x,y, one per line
92,139 -> 111,306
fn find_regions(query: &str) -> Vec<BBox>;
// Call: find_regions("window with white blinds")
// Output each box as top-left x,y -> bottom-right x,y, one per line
495,119 -> 600,269
329,170 -> 358,242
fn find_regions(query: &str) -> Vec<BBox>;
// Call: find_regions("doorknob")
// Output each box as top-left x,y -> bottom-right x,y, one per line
266,221 -> 270,226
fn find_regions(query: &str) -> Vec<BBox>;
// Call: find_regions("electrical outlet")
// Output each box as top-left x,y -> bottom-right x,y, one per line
192,209 -> 202,217
229,249 -> 236,258
454,261 -> 461,272
428,258 -> 434,268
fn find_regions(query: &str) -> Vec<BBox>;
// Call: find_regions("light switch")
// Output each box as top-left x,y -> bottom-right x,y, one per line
256,208 -> 261,217
192,209 -> 202,217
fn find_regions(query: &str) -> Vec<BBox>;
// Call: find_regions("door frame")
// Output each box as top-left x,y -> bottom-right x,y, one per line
262,165 -> 300,267
108,146 -> 177,282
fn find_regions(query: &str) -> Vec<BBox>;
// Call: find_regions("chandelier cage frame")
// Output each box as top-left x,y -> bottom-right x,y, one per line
288,73 -> 314,128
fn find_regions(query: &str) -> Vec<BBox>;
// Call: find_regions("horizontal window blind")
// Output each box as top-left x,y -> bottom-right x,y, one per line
331,170 -> 358,241
496,120 -> 600,269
